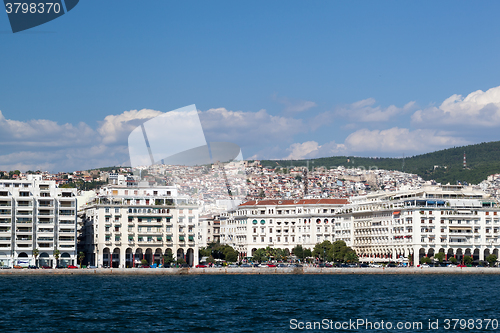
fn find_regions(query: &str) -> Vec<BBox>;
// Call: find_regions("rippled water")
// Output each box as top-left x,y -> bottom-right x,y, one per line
0,274 -> 498,332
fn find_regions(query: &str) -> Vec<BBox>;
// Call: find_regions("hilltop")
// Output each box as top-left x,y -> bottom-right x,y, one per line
260,141 -> 500,185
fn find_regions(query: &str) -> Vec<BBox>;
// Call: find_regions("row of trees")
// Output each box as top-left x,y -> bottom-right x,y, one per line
251,241 -> 359,263
421,253 -> 498,267
199,242 -> 239,264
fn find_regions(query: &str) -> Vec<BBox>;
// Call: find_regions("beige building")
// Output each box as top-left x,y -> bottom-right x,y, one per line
80,185 -> 199,267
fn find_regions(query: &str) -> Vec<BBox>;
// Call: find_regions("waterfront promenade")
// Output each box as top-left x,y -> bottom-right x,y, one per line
1,267 -> 500,275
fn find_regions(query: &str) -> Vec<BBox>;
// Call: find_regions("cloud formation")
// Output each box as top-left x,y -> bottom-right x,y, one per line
337,98 -> 416,122
274,95 -> 317,113
412,86 -> 500,127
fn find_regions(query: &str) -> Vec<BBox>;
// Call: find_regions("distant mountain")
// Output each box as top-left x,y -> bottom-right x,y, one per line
260,141 -> 500,185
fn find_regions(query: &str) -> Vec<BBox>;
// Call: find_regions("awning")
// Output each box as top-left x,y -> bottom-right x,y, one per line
179,236 -> 185,241
449,226 -> 472,230
260,220 -> 265,224
252,220 -> 258,224
157,237 -> 162,241
166,236 -> 172,241
188,236 -> 194,241
393,211 -> 401,215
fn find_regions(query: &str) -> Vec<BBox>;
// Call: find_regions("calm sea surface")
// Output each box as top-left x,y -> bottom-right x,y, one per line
0,274 -> 498,332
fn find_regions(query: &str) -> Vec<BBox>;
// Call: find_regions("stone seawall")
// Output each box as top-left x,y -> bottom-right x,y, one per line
1,267 -> 499,275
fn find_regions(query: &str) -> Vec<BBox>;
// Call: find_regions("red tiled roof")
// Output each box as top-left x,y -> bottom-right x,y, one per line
239,198 -> 348,207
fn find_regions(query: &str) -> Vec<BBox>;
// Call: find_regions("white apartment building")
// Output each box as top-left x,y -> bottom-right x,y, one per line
220,198 -> 349,259
338,185 -> 500,266
0,176 -> 77,267
80,185 -> 199,267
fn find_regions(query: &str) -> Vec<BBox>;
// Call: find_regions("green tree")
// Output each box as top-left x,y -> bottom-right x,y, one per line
333,240 -> 348,262
486,254 -> 498,267
463,255 -> 473,266
344,250 -> 359,263
176,257 -> 186,265
163,252 -> 175,266
32,248 -> 39,267
141,259 -> 149,266
206,256 -> 216,264
78,251 -> 85,267
293,245 -> 305,261
434,252 -> 445,263
199,247 -> 212,258
420,257 -> 432,265
252,248 -> 267,263
313,240 -> 334,262
449,257 -> 458,264
303,248 -> 312,260
53,248 -> 60,267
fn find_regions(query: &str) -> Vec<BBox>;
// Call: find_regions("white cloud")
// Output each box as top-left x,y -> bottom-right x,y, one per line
344,127 -> 467,153
337,98 -> 415,122
98,109 -> 163,144
199,107 -> 305,144
285,140 -> 346,160
274,95 -> 317,113
0,109 -> 159,172
412,85 -> 500,127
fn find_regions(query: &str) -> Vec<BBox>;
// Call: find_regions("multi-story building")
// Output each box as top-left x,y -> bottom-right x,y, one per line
0,176 -> 77,268
80,185 -> 199,267
338,185 -> 500,266
219,186 -> 500,267
220,198 -> 349,259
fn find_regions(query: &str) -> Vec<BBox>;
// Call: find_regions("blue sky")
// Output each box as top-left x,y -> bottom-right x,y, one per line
1,1 -> 500,171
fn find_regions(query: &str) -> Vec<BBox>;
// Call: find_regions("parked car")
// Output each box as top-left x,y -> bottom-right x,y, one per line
87,265 -> 98,269
13,265 -> 23,269
420,264 -> 430,268
359,263 -> 369,268
67,265 -> 78,269
387,263 -> 397,268
267,264 -> 277,267
56,265 -> 66,269
369,264 -> 382,268
240,264 -> 252,267
291,264 -> 303,268
41,265 -> 52,269
277,263 -> 287,267
0,266 -> 11,269
457,264 -> 466,268
195,264 -> 207,268
28,265 -> 39,269
140,265 -> 150,268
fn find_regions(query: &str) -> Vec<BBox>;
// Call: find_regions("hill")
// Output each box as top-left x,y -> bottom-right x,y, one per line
260,141 -> 500,185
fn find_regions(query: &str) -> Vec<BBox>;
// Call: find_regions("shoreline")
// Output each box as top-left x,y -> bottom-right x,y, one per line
1,267 -> 499,275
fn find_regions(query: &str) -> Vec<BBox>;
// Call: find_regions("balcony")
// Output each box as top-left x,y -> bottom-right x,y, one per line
0,210 -> 11,216
38,210 -> 54,216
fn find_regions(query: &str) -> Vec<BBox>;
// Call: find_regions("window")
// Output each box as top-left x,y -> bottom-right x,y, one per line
105,208 -> 110,213
115,208 -> 119,213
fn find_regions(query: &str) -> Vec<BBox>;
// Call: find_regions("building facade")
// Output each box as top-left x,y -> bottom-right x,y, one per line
0,177 -> 77,267
80,185 -> 199,267
220,199 -> 349,259
338,185 -> 500,266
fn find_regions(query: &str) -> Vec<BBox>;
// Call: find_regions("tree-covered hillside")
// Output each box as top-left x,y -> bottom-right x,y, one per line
259,141 -> 500,185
